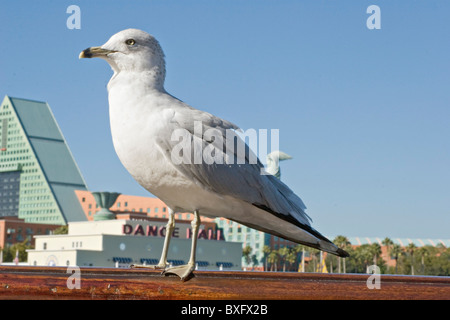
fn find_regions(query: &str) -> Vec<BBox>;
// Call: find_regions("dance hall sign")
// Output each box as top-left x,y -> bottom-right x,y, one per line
122,223 -> 224,241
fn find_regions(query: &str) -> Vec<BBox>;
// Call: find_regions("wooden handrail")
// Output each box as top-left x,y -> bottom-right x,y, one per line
0,266 -> 448,300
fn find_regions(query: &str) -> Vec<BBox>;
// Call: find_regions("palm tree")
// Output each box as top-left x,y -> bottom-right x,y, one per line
355,244 -> 373,273
263,245 -> 271,271
370,243 -> 382,266
333,235 -> 351,273
310,248 -> 320,272
390,244 -> 403,274
242,245 -> 252,267
267,250 -> 279,271
278,247 -> 290,272
406,243 -> 417,275
436,243 -> 446,255
416,246 -> 429,275
382,237 -> 393,248
286,249 -> 297,271
294,244 -> 307,272
382,237 -> 393,263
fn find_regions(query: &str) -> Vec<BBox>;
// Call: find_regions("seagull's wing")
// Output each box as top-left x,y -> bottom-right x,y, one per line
156,103 -> 311,227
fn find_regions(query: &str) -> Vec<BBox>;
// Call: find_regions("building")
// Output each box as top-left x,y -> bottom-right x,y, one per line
76,190 -> 302,270
75,190 -> 216,223
75,190 -> 297,269
216,218 -> 266,270
0,216 -> 60,248
27,214 -> 241,270
0,96 -> 88,225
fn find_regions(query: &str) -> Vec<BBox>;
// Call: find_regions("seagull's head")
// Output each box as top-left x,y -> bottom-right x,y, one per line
79,28 -> 165,79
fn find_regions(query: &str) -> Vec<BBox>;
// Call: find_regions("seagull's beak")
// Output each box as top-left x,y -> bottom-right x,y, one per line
79,46 -> 117,59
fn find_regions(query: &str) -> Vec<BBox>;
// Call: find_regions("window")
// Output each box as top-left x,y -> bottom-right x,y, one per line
154,207 -> 159,213
0,171 -> 20,217
43,242 -> 47,250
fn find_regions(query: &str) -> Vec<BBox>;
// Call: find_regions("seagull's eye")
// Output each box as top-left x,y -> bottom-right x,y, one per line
125,39 -> 136,46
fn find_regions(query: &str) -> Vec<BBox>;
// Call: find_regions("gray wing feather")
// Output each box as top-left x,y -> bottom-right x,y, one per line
156,105 -> 312,226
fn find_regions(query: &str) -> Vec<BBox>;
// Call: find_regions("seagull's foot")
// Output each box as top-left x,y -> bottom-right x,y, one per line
130,263 -> 167,271
162,263 -> 195,281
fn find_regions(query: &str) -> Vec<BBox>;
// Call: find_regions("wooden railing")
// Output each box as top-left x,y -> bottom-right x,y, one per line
0,266 -> 449,300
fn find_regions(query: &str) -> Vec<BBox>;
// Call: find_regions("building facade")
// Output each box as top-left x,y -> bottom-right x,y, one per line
0,96 -> 88,225
75,190 -> 216,223
0,216 -> 60,249
75,190 -> 292,270
27,217 -> 241,270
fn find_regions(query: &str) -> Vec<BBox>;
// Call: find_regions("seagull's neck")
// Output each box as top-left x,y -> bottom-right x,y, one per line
108,69 -> 166,93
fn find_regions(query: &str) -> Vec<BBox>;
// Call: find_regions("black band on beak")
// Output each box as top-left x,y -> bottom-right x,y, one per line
80,48 -> 93,58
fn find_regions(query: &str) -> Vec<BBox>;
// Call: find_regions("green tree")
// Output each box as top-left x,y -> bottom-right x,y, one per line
267,250 -> 279,271
382,237 -> 393,252
389,244 -> 403,274
263,245 -> 271,271
406,243 -> 417,275
425,246 -> 450,276
278,247 -> 290,272
53,225 -> 68,235
354,244 -> 373,273
370,243 -> 382,266
242,245 -> 252,266
294,244 -> 307,272
286,249 -> 297,271
333,235 -> 351,273
1,240 -> 32,263
309,248 -> 320,272
416,246 -> 429,274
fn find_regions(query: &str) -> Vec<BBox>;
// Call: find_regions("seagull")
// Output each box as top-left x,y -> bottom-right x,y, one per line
266,151 -> 293,179
80,29 -> 349,280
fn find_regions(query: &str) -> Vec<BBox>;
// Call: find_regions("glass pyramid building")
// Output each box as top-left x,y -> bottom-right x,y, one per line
0,95 -> 88,224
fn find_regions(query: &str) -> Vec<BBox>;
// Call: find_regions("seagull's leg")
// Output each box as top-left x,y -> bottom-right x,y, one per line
163,210 -> 200,281
131,208 -> 175,270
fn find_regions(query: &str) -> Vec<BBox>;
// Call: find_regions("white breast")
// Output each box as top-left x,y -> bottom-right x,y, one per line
107,73 -> 207,211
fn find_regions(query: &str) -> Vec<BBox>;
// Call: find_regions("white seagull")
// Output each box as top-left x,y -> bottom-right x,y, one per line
80,29 -> 348,280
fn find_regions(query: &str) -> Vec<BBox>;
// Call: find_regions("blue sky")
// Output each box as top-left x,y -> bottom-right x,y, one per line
1,1 -> 449,239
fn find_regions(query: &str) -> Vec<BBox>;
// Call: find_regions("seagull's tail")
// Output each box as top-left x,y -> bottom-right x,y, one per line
317,238 -> 350,258
251,202 -> 350,258
289,222 -> 350,258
